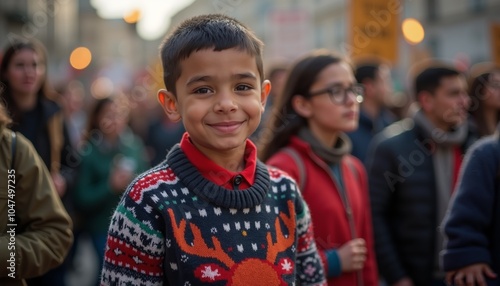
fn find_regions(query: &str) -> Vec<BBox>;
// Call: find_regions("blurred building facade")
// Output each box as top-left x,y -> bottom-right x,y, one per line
0,0 -> 159,95
1,0 -> 499,98
168,0 -> 500,94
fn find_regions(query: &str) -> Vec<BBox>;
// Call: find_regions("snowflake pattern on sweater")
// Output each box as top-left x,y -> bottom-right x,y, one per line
100,145 -> 326,286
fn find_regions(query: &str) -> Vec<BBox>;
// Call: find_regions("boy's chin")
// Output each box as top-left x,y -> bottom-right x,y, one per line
212,139 -> 248,151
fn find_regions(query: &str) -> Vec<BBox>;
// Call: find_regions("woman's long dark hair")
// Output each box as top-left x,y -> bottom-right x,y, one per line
83,97 -> 113,142
468,64 -> 500,137
258,50 -> 349,162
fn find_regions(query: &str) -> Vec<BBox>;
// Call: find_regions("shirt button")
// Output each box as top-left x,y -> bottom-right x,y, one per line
233,175 -> 242,185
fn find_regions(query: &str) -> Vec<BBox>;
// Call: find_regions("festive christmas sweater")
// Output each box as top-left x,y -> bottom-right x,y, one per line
100,144 -> 327,286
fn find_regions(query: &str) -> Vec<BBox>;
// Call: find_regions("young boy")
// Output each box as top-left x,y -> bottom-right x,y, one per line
100,14 -> 327,286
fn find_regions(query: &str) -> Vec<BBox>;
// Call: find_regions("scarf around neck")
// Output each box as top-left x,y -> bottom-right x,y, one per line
297,127 -> 352,165
412,109 -> 467,146
413,108 -> 468,275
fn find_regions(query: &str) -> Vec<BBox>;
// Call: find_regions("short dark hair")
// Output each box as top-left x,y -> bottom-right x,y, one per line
159,14 -> 264,95
355,63 -> 380,84
415,66 -> 461,95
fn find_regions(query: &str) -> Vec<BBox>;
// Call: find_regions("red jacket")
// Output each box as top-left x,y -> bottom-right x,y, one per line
267,136 -> 378,286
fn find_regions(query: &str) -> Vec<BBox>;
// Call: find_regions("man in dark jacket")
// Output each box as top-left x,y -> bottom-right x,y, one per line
366,65 -> 477,286
441,133 -> 500,286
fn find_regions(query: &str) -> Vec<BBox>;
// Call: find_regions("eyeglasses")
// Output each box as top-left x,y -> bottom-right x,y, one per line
308,83 -> 364,105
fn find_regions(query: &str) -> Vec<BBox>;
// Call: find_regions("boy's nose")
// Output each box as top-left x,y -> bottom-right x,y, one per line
214,92 -> 238,113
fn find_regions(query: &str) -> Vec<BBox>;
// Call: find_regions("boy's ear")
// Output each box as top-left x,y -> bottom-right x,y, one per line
260,80 -> 271,111
158,89 -> 181,122
291,94 -> 313,118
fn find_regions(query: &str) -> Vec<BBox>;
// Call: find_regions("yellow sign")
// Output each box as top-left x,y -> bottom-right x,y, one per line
492,23 -> 500,66
349,0 -> 401,64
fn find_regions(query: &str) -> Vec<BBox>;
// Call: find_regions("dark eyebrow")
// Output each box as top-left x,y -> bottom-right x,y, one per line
232,72 -> 257,80
324,82 -> 346,89
186,73 -> 257,86
186,75 -> 211,87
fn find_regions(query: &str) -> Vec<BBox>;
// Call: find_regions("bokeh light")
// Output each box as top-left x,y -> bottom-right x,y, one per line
70,47 -> 92,70
124,9 -> 141,24
91,77 -> 114,99
402,18 -> 425,45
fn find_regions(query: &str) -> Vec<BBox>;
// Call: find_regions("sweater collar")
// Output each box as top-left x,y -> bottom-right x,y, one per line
167,142 -> 270,209
179,132 -> 257,188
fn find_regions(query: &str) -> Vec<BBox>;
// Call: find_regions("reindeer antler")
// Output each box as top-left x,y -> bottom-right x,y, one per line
168,209 -> 235,268
266,200 -> 296,263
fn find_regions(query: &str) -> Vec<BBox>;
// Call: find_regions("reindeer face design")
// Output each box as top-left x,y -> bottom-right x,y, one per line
168,201 -> 296,285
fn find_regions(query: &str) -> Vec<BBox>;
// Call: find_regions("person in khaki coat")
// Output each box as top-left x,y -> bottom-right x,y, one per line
0,102 -> 73,286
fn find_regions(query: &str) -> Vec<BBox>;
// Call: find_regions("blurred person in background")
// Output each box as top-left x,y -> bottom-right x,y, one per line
54,80 -> 88,278
124,69 -> 185,167
251,64 -> 288,142
367,65 -> 477,286
440,124 -> 500,286
259,50 -> 378,286
74,96 -> 148,286
145,105 -> 185,166
467,62 -> 500,138
347,60 -> 397,164
0,101 -> 73,286
57,80 -> 87,149
0,38 -> 75,286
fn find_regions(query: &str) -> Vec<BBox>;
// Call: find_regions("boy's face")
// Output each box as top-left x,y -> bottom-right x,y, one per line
158,48 -> 270,156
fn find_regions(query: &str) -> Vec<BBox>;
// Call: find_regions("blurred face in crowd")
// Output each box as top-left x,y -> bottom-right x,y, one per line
3,48 -> 45,99
373,64 -> 393,106
422,75 -> 470,130
296,62 -> 360,146
61,82 -> 85,115
483,71 -> 500,111
98,99 -> 129,140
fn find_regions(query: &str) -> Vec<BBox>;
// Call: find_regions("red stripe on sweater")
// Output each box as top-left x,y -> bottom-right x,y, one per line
129,168 -> 178,202
104,236 -> 163,276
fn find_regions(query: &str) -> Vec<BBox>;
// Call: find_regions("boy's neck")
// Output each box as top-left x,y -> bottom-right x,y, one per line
193,141 -> 246,172
212,152 -> 245,172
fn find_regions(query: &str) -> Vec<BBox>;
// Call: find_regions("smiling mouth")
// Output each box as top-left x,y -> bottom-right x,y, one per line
208,121 -> 244,133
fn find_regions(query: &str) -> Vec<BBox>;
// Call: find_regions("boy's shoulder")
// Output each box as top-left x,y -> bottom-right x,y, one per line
125,163 -> 182,204
266,164 -> 300,190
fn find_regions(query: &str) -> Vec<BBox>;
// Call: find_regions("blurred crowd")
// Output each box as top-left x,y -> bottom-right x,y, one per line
0,30 -> 499,286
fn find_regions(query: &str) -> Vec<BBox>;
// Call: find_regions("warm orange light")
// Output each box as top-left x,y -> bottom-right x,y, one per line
70,47 -> 92,70
402,18 -> 425,45
124,9 -> 141,24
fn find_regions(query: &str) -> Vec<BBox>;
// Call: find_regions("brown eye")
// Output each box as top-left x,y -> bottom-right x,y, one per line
235,84 -> 252,91
194,87 -> 212,94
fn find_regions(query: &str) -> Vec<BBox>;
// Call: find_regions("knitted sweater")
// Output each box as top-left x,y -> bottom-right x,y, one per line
100,144 -> 326,286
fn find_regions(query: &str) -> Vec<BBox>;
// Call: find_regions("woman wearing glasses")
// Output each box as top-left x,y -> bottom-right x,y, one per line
258,50 -> 378,286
